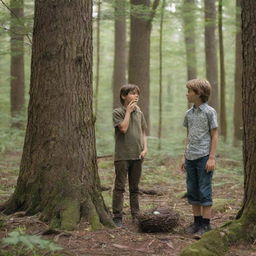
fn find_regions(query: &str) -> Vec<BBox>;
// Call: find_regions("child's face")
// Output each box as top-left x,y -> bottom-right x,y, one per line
123,90 -> 139,105
186,88 -> 201,103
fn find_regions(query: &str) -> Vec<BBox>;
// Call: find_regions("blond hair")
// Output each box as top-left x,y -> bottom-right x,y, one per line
186,79 -> 211,103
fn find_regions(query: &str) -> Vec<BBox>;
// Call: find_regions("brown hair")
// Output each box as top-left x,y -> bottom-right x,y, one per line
120,84 -> 140,105
186,79 -> 211,103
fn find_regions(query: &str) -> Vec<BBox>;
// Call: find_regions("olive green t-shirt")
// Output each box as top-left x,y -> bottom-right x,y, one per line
113,106 -> 147,161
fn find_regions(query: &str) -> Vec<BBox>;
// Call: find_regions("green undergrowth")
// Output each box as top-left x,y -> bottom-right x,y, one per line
0,228 -> 62,256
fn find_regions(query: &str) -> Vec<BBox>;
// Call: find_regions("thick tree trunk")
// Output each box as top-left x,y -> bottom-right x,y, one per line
239,0 -> 256,218
3,0 -> 114,230
204,0 -> 219,114
128,0 -> 159,135
233,0 -> 243,146
181,1 -> 256,255
112,0 -> 127,109
10,0 -> 25,126
218,0 -> 227,141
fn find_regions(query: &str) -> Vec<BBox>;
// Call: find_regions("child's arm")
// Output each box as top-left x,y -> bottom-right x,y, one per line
117,100 -> 137,133
180,130 -> 188,172
139,132 -> 148,159
206,128 -> 218,172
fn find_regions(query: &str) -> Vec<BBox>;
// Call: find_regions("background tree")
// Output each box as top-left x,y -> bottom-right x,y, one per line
218,0 -> 227,140
157,0 -> 165,150
2,0 -> 114,230
181,0 -> 256,254
182,0 -> 197,82
233,0 -> 242,146
112,0 -> 127,109
10,0 -> 24,127
128,0 -> 160,134
204,0 -> 219,114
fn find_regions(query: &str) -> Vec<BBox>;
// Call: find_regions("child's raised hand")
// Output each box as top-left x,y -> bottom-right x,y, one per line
126,100 -> 137,113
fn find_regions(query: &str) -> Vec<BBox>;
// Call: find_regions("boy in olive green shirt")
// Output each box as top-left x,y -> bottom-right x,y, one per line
112,84 -> 147,227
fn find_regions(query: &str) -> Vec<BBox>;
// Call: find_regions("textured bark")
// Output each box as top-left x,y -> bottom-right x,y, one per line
10,0 -> 25,125
233,0 -> 243,146
94,0 -> 101,116
181,1 -> 256,255
204,0 -> 219,114
218,0 -> 227,141
3,0 -> 114,230
240,0 -> 256,218
128,0 -> 160,135
112,0 -> 127,109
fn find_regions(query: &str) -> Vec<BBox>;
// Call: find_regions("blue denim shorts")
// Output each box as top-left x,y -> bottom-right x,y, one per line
185,155 -> 213,206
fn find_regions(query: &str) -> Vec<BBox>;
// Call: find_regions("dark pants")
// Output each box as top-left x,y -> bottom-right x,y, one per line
185,155 -> 213,206
112,160 -> 142,219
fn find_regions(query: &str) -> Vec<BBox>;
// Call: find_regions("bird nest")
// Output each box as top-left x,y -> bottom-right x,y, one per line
137,208 -> 180,233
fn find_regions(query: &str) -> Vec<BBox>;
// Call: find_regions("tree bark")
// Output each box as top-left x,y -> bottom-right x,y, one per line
218,0 -> 227,141
10,0 -> 25,126
233,0 -> 243,146
94,0 -> 101,116
3,0 -> 114,231
181,1 -> 256,255
204,0 -> 219,114
128,0 -> 160,135
112,0 -> 127,109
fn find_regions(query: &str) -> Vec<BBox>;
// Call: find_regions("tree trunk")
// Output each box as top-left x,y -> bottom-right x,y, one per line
182,0 -> 197,109
94,0 -> 101,116
112,0 -> 127,109
3,0 -> 114,231
157,0 -> 165,150
182,0 -> 197,81
10,0 -> 25,126
239,0 -> 256,219
204,0 -> 219,114
218,0 -> 227,141
181,1 -> 256,255
233,0 -> 243,146
128,0 -> 160,135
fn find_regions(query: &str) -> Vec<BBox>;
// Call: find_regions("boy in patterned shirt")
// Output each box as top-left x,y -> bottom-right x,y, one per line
180,79 -> 218,236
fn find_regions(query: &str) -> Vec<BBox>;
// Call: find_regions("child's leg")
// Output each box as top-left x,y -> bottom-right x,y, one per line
128,159 -> 142,218
185,159 -> 202,233
192,204 -> 201,216
202,205 -> 212,219
112,160 -> 128,220
197,155 -> 213,233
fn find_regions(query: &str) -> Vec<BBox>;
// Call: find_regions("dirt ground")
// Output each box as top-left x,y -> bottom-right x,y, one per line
1,151 -> 256,256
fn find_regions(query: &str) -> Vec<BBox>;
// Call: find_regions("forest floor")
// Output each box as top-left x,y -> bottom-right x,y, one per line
1,150 -> 256,256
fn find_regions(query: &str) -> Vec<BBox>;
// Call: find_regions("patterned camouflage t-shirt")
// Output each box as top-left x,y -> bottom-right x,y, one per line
183,103 -> 218,160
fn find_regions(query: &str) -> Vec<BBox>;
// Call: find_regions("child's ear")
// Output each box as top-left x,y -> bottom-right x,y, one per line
121,95 -> 126,100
